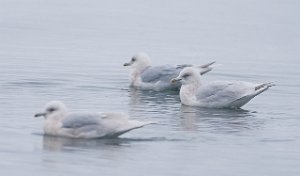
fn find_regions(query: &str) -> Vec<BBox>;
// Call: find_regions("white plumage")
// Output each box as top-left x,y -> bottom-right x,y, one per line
35,101 -> 154,138
123,52 -> 215,91
171,67 -> 274,108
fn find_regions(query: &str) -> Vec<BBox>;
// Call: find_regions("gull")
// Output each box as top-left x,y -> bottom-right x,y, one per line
35,101 -> 155,138
123,52 -> 215,91
171,67 -> 274,109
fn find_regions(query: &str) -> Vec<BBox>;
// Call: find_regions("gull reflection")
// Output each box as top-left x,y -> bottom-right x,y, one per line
180,105 -> 261,133
42,135 -> 167,152
42,135 -> 127,152
128,87 -> 179,106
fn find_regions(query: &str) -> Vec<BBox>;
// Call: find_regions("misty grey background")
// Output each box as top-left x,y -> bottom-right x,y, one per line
0,0 -> 299,175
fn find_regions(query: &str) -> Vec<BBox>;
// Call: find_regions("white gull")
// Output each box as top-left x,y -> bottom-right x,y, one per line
35,101 -> 154,138
171,67 -> 274,108
123,52 -> 215,91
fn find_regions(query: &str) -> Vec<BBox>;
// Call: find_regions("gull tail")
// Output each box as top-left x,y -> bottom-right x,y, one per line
228,82 -> 275,108
127,120 -> 157,129
251,82 -> 275,99
176,61 -> 217,76
176,61 -> 216,69
255,82 -> 275,91
112,121 -> 157,137
197,61 -> 222,75
198,61 -> 216,68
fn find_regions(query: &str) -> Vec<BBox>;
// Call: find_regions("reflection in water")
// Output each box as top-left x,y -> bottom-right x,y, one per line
41,135 -> 131,168
128,87 -> 179,106
42,135 -> 127,152
127,87 -> 180,116
180,105 -> 262,133
42,135 -> 170,152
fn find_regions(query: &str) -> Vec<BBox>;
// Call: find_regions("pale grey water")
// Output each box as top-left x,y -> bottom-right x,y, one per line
0,0 -> 300,175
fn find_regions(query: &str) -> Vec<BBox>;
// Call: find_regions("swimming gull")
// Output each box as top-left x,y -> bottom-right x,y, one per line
171,67 -> 274,108
35,101 -> 155,138
123,52 -> 215,91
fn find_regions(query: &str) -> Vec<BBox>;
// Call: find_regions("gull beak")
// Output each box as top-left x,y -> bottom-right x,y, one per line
34,112 -> 46,118
171,78 -> 182,83
123,60 -> 132,66
123,63 -> 131,66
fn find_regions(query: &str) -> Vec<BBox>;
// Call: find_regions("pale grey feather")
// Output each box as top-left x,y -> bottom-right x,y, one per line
140,65 -> 182,83
62,113 -> 103,129
196,81 -> 255,108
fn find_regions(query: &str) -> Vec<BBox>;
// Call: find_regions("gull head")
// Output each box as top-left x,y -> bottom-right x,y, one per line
35,101 -> 68,119
123,53 -> 151,71
171,67 -> 202,85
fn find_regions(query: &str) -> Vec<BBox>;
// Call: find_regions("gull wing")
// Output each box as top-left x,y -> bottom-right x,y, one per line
140,65 -> 181,83
197,81 -> 255,107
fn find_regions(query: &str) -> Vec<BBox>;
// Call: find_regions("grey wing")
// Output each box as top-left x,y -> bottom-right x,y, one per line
61,112 -> 141,138
198,81 -> 254,103
62,113 -> 102,128
197,81 -> 234,99
140,65 -> 181,83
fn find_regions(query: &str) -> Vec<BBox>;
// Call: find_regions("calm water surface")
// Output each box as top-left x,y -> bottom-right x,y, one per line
0,0 -> 299,175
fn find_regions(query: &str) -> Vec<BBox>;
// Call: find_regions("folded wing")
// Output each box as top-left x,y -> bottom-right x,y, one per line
61,112 -> 153,138
197,81 -> 256,108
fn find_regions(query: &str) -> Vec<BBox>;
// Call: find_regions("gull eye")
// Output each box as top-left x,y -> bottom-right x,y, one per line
182,73 -> 190,78
131,58 -> 136,62
47,107 -> 56,112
